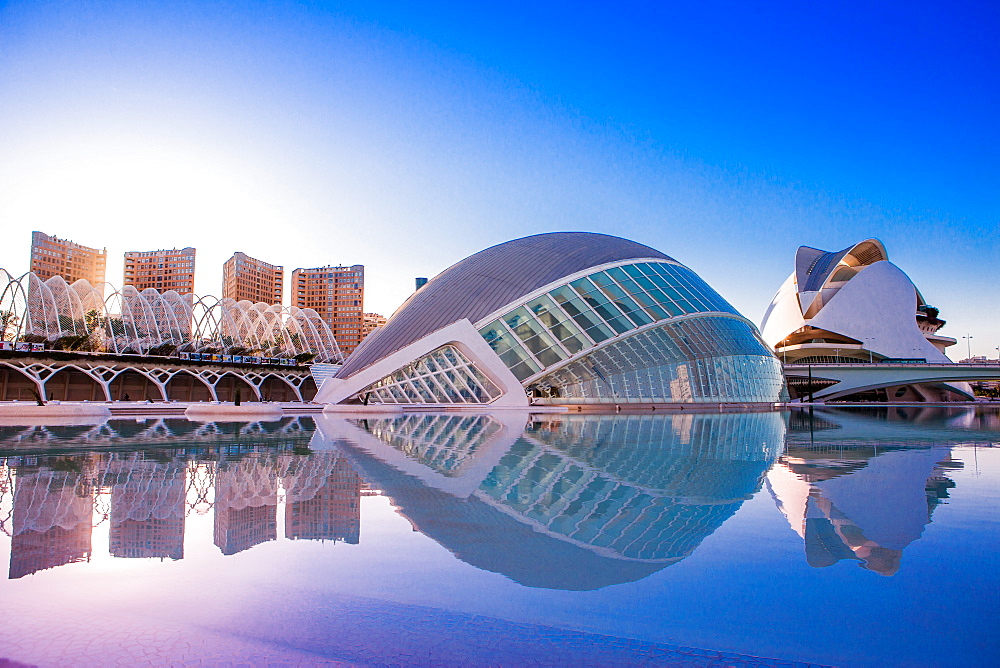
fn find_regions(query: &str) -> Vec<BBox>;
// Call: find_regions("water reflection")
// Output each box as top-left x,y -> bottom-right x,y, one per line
1,438 -> 364,578
0,415 -> 318,450
1,408 -> 995,587
769,407 -> 978,576
317,411 -> 786,590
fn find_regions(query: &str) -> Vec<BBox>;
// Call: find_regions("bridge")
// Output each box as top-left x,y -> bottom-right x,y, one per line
783,361 -> 1000,401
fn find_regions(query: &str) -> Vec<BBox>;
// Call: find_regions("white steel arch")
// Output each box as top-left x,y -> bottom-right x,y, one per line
0,270 -> 343,363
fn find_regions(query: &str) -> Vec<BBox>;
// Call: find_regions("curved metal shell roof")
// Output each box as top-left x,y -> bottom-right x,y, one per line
338,232 -> 673,378
794,239 -> 887,294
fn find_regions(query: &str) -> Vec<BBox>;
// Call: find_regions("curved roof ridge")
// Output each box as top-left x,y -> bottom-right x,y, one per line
795,238 -> 888,294
338,232 -> 673,378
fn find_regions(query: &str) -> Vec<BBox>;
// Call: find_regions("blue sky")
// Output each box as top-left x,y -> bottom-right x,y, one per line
1,0 -> 997,355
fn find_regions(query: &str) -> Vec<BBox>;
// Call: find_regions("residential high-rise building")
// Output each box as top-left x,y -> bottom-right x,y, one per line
29,231 -> 107,285
292,264 -> 364,356
222,252 -> 283,305
123,247 -> 196,295
362,312 -> 387,340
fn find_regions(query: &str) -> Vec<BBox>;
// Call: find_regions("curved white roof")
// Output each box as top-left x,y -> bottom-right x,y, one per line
337,232 -> 673,378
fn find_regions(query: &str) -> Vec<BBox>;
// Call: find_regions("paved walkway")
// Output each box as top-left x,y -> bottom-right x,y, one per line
1,593 -> 825,667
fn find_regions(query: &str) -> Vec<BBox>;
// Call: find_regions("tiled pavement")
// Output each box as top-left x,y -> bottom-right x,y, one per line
1,594 -> 826,667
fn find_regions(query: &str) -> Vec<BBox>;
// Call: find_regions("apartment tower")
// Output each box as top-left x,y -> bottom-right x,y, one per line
292,265 -> 364,355
222,252 -> 283,305
362,312 -> 387,340
123,248 -> 196,295
29,231 -> 107,284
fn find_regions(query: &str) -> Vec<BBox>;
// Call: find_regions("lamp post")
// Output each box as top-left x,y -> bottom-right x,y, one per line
962,334 -> 973,361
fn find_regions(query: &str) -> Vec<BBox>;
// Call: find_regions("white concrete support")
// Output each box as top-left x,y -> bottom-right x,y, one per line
316,319 -> 529,408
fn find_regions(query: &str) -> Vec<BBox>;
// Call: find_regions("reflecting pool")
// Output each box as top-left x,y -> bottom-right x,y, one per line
0,407 -> 997,666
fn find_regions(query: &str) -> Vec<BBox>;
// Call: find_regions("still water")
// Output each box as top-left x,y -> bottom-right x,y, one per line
0,407 -> 997,666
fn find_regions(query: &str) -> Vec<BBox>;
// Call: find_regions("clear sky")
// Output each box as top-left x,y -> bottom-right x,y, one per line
1,1 -> 997,356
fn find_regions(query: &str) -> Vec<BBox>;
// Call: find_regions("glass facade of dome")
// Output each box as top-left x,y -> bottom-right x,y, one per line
477,261 -> 740,382
316,232 -> 787,407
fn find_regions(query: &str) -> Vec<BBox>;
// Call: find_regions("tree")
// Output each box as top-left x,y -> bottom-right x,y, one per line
0,309 -> 19,341
84,309 -> 104,332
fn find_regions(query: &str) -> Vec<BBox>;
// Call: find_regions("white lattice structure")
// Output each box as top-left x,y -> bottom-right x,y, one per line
0,270 -> 341,363
0,357 -> 319,402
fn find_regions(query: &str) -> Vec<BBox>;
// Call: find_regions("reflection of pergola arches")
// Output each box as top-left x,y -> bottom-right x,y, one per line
0,416 -> 316,449
0,359 -> 314,402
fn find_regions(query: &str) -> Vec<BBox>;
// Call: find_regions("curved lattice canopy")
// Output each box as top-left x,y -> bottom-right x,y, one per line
0,270 -> 341,363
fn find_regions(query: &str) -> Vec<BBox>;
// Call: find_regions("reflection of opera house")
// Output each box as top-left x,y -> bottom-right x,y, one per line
317,412 -> 785,589
317,232 -> 787,407
768,408 -> 964,575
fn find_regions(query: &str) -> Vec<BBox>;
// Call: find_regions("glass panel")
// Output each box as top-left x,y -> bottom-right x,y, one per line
587,271 -> 617,290
522,332 -> 563,358
527,295 -> 571,331
627,290 -> 670,320
569,276 -> 600,296
528,295 -> 592,352
631,273 -> 659,293
585,323 -> 614,343
359,345 -> 503,404
622,263 -> 646,280
480,320 -> 513,355
605,266 -> 633,286
535,345 -> 566,367
509,360 -> 538,381
550,288 -> 607,334
504,307 -> 544,341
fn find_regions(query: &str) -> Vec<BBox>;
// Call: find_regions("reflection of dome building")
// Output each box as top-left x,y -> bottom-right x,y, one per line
318,412 -> 784,590
760,239 -> 970,400
317,233 -> 785,407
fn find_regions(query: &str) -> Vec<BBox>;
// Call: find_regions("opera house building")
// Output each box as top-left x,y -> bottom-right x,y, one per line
316,232 -> 787,408
760,239 -> 972,401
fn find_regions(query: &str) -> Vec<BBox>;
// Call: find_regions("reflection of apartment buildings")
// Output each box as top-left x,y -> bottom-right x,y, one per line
285,456 -> 362,543
291,264 -> 364,356
9,468 -> 94,579
29,230 -> 107,284
213,458 -> 278,555
222,252 -> 283,305
767,445 -> 960,576
108,459 -> 187,560
123,247 -> 196,295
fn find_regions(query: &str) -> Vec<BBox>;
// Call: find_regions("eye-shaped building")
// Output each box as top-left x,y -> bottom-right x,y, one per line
316,232 -> 786,407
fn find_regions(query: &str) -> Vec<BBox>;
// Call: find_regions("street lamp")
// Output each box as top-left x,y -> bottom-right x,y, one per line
962,334 -> 973,361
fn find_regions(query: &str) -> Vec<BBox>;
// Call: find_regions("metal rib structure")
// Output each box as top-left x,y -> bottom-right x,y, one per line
0,269 -> 341,363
